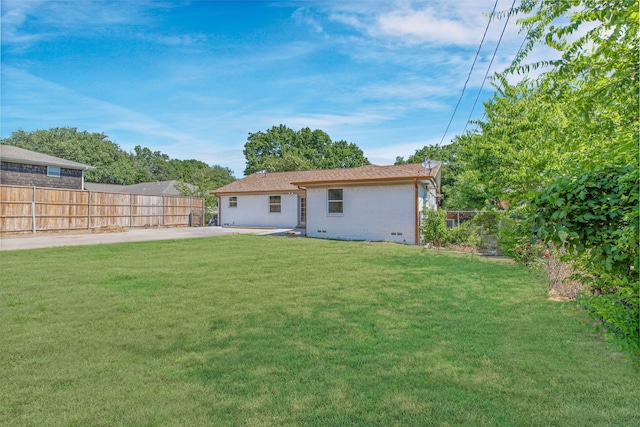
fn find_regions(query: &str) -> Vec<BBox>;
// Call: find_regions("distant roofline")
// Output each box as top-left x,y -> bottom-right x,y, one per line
0,144 -> 95,170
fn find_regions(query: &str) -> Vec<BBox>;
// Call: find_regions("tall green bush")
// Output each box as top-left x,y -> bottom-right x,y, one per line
528,165 -> 639,360
420,209 -> 450,247
421,209 -> 489,249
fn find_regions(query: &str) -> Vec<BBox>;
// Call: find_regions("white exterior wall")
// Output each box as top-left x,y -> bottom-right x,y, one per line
417,181 -> 438,246
306,183 -> 418,245
219,193 -> 299,228
421,180 -> 438,211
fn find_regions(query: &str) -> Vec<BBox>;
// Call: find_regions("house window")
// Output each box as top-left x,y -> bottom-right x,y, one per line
269,196 -> 281,213
229,196 -> 237,208
328,188 -> 343,214
47,166 -> 61,177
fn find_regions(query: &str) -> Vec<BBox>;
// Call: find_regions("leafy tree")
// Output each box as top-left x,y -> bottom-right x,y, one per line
1,128 -> 236,208
395,139 -> 470,209
456,0 -> 639,358
432,0 -> 637,213
321,139 -> 369,169
243,125 -> 368,175
175,164 -> 235,211
261,152 -> 313,172
1,128 -> 138,184
133,145 -> 177,182
458,76 -> 574,207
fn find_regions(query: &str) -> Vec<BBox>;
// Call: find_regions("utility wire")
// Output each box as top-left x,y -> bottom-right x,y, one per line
437,0 -> 499,145
463,0 -> 520,134
466,36 -> 527,135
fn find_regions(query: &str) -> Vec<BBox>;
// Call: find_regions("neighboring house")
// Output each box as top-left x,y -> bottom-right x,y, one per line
0,144 -> 95,190
212,162 -> 441,245
84,180 -> 195,196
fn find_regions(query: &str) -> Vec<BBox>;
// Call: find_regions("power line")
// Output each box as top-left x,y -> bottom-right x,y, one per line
463,0 -> 519,134
437,0 -> 499,145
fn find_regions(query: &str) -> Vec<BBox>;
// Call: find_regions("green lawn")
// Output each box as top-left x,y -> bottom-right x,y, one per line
1,235 -> 638,426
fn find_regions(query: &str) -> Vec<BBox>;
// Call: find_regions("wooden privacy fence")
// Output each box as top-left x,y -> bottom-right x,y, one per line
0,185 -> 205,234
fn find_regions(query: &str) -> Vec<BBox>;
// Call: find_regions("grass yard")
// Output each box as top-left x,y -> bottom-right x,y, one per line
1,235 -> 638,426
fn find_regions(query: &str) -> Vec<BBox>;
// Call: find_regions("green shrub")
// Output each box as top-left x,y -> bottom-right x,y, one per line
529,165 -> 639,362
421,209 -> 488,249
496,213 -> 541,266
449,219 -> 482,247
472,211 -> 501,235
420,208 -> 450,246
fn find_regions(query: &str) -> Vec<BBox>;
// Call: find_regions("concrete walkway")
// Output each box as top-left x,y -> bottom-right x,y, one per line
0,226 -> 296,251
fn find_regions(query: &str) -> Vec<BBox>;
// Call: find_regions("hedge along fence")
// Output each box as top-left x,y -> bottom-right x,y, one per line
0,184 -> 204,234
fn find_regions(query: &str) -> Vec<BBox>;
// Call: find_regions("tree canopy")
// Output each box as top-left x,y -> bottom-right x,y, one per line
1,128 -> 235,207
398,0 -> 639,358
243,125 -> 369,175
395,140 -> 466,208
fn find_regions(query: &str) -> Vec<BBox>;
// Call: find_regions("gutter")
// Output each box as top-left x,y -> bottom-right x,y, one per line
414,179 -> 419,246
217,196 -> 221,226
0,157 -> 96,170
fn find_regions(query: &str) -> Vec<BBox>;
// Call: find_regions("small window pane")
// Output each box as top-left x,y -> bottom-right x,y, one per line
48,166 -> 61,177
269,196 -> 281,213
328,188 -> 343,214
328,201 -> 343,213
229,197 -> 237,207
328,189 -> 342,200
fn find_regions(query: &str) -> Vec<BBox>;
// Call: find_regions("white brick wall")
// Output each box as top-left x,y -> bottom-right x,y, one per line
219,193 -> 299,228
306,183 -> 418,245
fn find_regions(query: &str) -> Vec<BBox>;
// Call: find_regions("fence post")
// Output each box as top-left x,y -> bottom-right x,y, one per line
87,191 -> 91,230
130,194 -> 133,228
162,196 -> 165,226
32,185 -> 37,234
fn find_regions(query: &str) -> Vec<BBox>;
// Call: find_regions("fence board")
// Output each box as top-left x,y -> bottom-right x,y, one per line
1,184 -> 205,234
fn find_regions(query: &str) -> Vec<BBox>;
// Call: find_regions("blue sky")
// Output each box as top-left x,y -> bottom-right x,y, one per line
1,0 -> 529,177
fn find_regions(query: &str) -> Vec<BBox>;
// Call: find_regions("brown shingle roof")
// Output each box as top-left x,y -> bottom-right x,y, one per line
212,170 -> 319,194
212,163 -> 440,194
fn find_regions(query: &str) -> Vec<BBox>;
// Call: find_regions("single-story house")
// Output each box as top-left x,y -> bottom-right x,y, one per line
0,144 -> 95,190
212,162 -> 441,245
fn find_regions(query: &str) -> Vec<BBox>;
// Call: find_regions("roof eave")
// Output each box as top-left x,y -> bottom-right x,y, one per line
1,157 -> 96,170
291,175 -> 436,186
212,188 -> 303,196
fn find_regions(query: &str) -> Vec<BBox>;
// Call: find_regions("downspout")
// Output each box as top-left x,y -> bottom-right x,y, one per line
216,195 -> 221,226
414,179 -> 419,246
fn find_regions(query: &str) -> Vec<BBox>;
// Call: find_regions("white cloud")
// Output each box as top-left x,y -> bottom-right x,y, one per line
0,0 -> 48,45
376,7 -> 478,45
292,7 -> 324,33
324,0 -> 521,47
272,112 -> 391,129
142,33 -> 208,46
328,12 -> 368,32
1,0 -> 176,47
1,67 -> 206,148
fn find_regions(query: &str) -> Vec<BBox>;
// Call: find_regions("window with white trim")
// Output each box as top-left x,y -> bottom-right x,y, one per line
228,196 -> 237,207
47,166 -> 61,177
269,195 -> 281,213
327,188 -> 343,214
